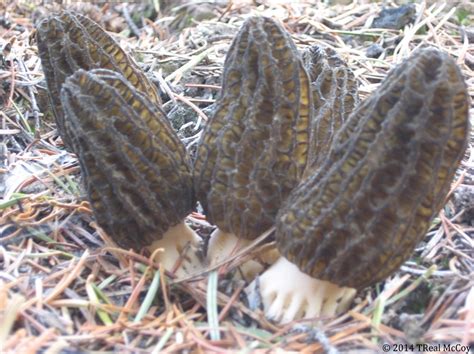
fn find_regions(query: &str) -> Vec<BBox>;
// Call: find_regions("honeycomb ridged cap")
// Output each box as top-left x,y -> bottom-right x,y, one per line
61,69 -> 193,250
277,47 -> 470,289
193,16 -> 312,239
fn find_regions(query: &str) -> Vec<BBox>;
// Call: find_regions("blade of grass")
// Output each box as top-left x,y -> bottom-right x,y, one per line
18,251 -> 74,259
97,274 -> 118,290
91,283 -> 112,305
43,168 -> 74,195
166,46 -> 216,84
10,100 -> 32,133
134,268 -> 160,323
26,226 -> 56,244
207,270 -> 220,341
59,168 -> 81,196
151,327 -> 173,354
86,275 -> 113,326
0,193 -> 29,209
386,265 -> 437,306
235,325 -> 275,345
0,293 -> 25,350
371,296 -> 385,332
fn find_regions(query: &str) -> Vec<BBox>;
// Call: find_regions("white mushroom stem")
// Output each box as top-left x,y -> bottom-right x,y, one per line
249,257 -> 356,324
147,221 -> 203,278
208,229 -> 250,263
207,229 -> 278,281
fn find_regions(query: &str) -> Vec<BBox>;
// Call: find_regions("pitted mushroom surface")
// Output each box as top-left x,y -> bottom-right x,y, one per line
37,11 -> 161,149
37,12 -> 203,276
259,47 -> 470,323
302,45 -> 360,170
61,69 -> 194,251
193,16 -> 312,272
194,16 -> 312,239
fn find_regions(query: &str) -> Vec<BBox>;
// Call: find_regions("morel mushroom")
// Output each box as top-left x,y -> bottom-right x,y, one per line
37,11 -> 161,150
248,44 -> 361,322
37,13 -> 202,275
193,17 -> 312,271
259,47 -> 470,323
302,45 -> 360,170
60,69 -> 202,275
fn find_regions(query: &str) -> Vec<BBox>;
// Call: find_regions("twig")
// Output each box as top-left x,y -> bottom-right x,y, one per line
122,4 -> 141,37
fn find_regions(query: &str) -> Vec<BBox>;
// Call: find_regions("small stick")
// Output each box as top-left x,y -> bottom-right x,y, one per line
172,92 -> 209,130
166,46 -> 217,85
122,4 -> 141,38
18,59 -> 41,139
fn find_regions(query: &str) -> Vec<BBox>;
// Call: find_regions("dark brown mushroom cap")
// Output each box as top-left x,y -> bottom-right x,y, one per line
302,45 -> 359,170
61,69 -> 193,250
36,11 -> 161,149
276,48 -> 470,289
193,16 -> 312,239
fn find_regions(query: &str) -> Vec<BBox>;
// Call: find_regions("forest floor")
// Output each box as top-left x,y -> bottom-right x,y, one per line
1,1 -> 473,353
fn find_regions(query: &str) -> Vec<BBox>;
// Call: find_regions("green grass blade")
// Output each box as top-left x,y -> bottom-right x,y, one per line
134,269 -> 160,323
207,270 -> 220,341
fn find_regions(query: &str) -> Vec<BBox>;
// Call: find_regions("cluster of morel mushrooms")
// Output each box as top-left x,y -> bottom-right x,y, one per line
37,12 -> 470,323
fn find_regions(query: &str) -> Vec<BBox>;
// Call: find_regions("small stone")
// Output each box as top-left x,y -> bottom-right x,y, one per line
453,185 -> 474,226
366,43 -> 384,58
399,314 -> 426,344
372,4 -> 416,30
462,27 -> 474,43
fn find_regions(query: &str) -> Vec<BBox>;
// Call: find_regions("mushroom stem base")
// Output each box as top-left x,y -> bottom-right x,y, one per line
208,229 -> 273,281
147,221 -> 203,278
247,257 -> 356,323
